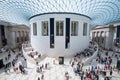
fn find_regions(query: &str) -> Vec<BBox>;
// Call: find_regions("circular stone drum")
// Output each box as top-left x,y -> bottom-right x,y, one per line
29,12 -> 91,57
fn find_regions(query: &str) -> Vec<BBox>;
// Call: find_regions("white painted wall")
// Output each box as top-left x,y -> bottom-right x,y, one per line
30,13 -> 91,57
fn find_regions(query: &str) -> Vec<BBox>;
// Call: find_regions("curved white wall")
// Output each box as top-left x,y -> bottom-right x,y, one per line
29,13 -> 91,57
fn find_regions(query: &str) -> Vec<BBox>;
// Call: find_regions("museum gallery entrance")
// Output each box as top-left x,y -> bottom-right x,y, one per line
59,57 -> 64,64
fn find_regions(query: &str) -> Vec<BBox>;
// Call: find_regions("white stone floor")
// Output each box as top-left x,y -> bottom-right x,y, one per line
0,51 -> 120,80
0,57 -> 80,80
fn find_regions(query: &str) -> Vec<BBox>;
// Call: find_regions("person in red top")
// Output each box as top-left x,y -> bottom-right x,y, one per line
110,70 -> 112,79
87,72 -> 92,79
110,70 -> 112,75
108,64 -> 110,70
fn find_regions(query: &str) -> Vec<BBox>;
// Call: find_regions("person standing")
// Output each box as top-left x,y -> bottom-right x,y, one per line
41,74 -> 44,80
38,77 -> 40,80
117,59 -> 120,73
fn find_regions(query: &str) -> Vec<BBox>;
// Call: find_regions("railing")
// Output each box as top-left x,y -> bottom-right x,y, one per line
82,42 -> 99,65
22,42 -> 47,64
22,43 -> 36,64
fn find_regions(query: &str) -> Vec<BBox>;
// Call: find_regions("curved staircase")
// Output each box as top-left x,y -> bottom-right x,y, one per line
22,43 -> 47,65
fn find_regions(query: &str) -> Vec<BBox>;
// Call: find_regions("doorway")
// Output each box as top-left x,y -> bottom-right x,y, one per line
59,57 -> 64,64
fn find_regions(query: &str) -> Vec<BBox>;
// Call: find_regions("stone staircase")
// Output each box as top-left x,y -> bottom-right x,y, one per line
82,42 -> 99,65
22,43 -> 47,65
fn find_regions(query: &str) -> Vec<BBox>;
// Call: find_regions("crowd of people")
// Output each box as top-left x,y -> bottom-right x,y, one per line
36,62 -> 50,80
73,41 -> 96,61
28,49 -> 41,60
3,49 -> 27,74
69,41 -> 118,80
1,41 -> 120,80
68,42 -> 118,80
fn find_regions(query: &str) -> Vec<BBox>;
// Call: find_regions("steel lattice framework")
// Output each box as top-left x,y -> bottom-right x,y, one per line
0,0 -> 120,26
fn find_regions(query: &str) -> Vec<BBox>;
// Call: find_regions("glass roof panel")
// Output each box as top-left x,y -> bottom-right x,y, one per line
0,0 -> 120,26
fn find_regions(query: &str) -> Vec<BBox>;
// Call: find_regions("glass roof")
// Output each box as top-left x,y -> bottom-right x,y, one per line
0,0 -> 120,26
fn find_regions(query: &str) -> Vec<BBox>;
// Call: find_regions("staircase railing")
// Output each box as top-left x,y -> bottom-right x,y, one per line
82,42 -> 99,65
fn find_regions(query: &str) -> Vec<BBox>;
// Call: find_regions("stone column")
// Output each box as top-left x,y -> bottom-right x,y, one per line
11,31 -> 16,48
0,27 -> 2,46
26,32 -> 28,41
92,32 -> 95,41
96,32 -> 99,43
24,31 -> 26,41
16,31 -> 19,43
18,31 -> 21,43
104,31 -> 107,49
14,31 -> 17,47
25,31 -> 27,41
20,31 -> 23,42
22,31 -> 25,42
108,25 -> 115,49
